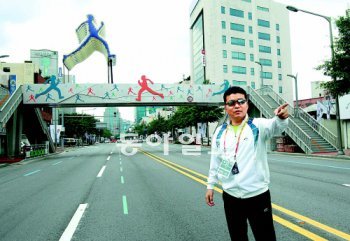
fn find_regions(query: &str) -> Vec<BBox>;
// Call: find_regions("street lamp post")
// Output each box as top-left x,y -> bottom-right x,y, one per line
254,61 -> 264,89
287,74 -> 299,117
286,5 -> 344,155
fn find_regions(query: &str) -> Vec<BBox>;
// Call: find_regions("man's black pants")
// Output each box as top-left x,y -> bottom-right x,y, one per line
222,190 -> 276,241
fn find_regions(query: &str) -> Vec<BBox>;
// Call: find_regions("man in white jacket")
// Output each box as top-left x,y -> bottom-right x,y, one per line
205,86 -> 289,241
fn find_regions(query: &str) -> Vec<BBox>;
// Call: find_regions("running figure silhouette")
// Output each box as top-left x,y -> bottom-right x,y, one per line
63,14 -> 115,71
35,75 -> 64,99
212,79 -> 230,96
136,75 -> 164,101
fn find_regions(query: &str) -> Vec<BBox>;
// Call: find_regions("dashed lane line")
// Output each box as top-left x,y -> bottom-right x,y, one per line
97,165 -> 106,178
59,203 -> 88,241
23,170 -> 41,177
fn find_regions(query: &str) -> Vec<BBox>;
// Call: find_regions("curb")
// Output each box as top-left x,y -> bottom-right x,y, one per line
268,151 -> 350,160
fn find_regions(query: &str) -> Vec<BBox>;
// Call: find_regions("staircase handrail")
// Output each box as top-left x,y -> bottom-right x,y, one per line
297,108 -> 337,149
248,87 -> 312,154
258,86 -> 337,151
258,87 -> 295,117
0,86 -> 23,126
34,108 -> 56,152
248,87 -> 274,116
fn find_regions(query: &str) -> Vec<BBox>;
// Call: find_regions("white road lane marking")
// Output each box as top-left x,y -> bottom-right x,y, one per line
107,156 -> 110,161
97,165 -> 106,177
59,203 -> 88,241
52,161 -> 62,166
110,151 -> 113,155
120,167 -> 123,172
343,184 -> 350,187
24,170 -> 41,176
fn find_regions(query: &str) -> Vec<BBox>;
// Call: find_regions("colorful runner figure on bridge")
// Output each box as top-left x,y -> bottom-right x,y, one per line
45,93 -> 55,102
35,75 -> 64,99
75,94 -> 84,103
136,75 -> 164,101
87,87 -> 95,95
27,94 -> 36,102
212,79 -> 230,96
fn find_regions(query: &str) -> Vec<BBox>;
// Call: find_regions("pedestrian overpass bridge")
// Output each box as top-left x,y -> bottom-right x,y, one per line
0,81 -> 339,161
22,81 -> 225,107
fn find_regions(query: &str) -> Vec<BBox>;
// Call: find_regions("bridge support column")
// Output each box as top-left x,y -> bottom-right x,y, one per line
6,108 -> 23,158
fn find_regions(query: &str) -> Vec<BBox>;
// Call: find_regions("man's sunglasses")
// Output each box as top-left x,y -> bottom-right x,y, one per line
225,99 -> 247,106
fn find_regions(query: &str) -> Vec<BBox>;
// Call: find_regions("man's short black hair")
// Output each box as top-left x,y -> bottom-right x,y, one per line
223,86 -> 247,102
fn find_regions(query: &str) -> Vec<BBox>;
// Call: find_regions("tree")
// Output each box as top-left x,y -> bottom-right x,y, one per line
317,13 -> 350,97
63,113 -> 99,138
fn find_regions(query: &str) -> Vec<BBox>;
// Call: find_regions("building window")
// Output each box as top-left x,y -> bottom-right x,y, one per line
279,86 -> 283,93
223,50 -> 227,58
232,51 -> 246,60
250,54 -> 254,61
276,23 -> 280,31
276,36 -> 280,43
231,37 -> 245,46
278,61 -> 281,68
232,66 -> 247,74
230,23 -> 245,32
222,35 -> 227,44
262,72 -> 272,79
257,19 -> 270,28
221,21 -> 226,29
258,32 -> 271,41
233,80 -> 247,86
259,45 -> 271,53
249,40 -> 254,48
221,6 -> 226,14
230,8 -> 244,18
249,26 -> 253,34
257,6 -> 269,12
251,82 -> 256,89
259,58 -> 272,66
242,0 -> 251,2
277,49 -> 281,55
250,68 -> 255,75
248,12 -> 252,20
278,74 -> 282,80
223,65 -> 228,73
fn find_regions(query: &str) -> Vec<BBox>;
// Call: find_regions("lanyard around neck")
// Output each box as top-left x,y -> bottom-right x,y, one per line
223,121 -> 247,159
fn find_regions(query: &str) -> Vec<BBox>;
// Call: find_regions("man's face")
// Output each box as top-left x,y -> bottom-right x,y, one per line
225,93 -> 248,122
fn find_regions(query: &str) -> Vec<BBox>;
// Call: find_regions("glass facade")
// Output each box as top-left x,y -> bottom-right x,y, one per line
192,14 -> 205,84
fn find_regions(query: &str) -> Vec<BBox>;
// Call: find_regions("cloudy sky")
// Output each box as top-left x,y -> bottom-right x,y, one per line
0,0 -> 349,121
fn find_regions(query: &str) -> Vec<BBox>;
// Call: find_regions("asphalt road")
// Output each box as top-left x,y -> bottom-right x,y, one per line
0,143 -> 349,241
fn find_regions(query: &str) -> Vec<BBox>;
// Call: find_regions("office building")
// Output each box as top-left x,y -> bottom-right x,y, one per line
190,0 -> 293,103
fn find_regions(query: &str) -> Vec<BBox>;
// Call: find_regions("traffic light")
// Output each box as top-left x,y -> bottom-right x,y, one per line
114,112 -> 116,117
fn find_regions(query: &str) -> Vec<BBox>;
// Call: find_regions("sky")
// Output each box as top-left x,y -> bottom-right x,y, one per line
0,0 -> 349,121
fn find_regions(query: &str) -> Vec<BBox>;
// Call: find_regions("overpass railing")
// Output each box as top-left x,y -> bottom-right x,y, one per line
0,86 -> 23,127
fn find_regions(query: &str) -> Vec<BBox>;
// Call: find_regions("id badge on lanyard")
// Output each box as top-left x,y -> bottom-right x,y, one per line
217,156 -> 239,178
218,157 -> 237,178
217,121 -> 246,178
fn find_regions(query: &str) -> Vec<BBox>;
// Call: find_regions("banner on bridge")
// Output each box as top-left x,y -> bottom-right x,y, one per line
22,77 -> 229,106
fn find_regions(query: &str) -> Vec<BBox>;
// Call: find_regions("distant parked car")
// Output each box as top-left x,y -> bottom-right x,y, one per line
64,138 -> 76,146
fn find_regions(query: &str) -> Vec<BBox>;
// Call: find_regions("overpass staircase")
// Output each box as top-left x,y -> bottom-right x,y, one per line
0,86 -> 56,155
248,87 -> 337,154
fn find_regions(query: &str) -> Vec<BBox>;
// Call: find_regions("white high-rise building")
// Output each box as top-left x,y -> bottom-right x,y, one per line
190,0 -> 293,103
